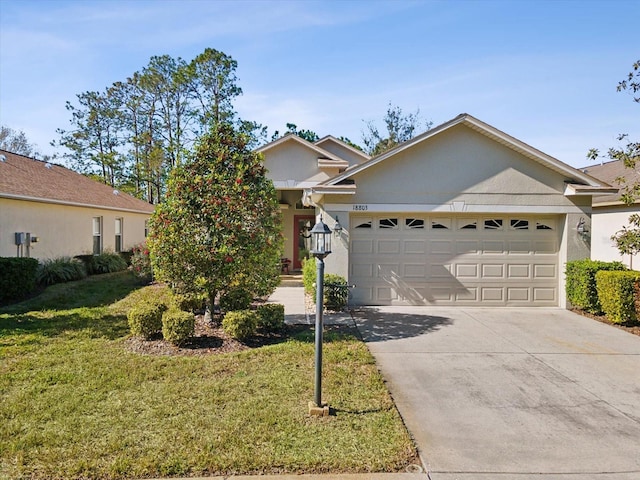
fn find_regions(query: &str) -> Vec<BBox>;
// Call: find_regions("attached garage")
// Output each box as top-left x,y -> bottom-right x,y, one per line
301,114 -> 617,308
350,213 -> 560,306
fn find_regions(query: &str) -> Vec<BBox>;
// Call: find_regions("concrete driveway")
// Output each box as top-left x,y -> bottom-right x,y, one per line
353,307 -> 640,479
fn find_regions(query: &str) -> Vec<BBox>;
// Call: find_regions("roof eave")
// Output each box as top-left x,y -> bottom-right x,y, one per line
0,192 -> 155,215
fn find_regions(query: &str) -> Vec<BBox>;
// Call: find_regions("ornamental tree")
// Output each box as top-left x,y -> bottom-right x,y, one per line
147,123 -> 283,318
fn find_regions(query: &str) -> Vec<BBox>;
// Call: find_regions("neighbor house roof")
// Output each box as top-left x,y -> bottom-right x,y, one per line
319,113 -> 614,191
0,150 -> 155,214
580,159 -> 637,206
256,133 -> 348,165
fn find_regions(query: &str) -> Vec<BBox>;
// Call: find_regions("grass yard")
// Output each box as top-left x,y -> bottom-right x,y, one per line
0,272 -> 416,479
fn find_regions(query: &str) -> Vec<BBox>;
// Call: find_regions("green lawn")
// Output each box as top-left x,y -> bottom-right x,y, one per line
0,272 -> 416,479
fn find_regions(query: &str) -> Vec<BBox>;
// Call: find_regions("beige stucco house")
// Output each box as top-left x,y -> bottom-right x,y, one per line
259,114 -> 616,308
581,159 -> 637,268
0,149 -> 154,260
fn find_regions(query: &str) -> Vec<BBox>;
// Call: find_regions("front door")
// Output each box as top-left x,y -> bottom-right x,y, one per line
294,215 -> 315,270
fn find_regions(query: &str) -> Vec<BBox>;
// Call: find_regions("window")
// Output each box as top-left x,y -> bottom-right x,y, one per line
459,220 -> 477,230
354,219 -> 372,229
536,221 -> 554,231
92,217 -> 102,255
379,218 -> 398,229
484,219 -> 503,230
405,218 -> 425,229
115,218 -> 123,253
431,219 -> 450,230
510,219 -> 529,230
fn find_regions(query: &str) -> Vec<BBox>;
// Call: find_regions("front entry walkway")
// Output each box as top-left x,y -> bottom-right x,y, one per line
353,307 -> 640,479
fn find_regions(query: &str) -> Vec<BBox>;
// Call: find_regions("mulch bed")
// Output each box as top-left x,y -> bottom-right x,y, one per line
571,308 -> 640,337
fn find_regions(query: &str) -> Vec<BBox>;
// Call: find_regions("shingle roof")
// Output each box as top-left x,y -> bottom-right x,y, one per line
580,160 -> 636,205
0,150 -> 154,213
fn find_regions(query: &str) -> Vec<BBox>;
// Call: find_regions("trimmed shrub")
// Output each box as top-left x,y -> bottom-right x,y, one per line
220,288 -> 253,312
596,270 -> 640,323
257,303 -> 285,331
127,296 -> 168,338
37,257 -> 87,286
0,257 -> 39,304
162,308 -> 195,345
565,259 -> 626,314
302,258 -> 316,295
324,274 -> 349,311
222,310 -> 258,340
171,291 -> 206,313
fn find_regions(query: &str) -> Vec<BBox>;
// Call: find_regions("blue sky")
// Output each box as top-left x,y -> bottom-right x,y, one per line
0,0 -> 638,167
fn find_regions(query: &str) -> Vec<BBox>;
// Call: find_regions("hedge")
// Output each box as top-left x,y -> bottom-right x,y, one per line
595,270 -> 640,324
565,259 -> 626,314
0,257 -> 39,304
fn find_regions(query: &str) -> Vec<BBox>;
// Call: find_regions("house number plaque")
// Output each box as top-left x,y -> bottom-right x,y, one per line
352,204 -> 369,211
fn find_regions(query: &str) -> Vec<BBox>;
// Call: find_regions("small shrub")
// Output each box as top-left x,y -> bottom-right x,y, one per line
222,310 -> 258,340
37,257 -> 87,286
127,296 -> 168,338
90,251 -> 128,274
0,257 -> 39,304
171,291 -> 206,313
324,274 -> 349,311
596,270 -> 640,323
302,258 -> 316,295
220,288 -> 253,312
565,259 -> 626,314
162,308 -> 195,345
130,243 -> 152,282
257,303 -> 285,331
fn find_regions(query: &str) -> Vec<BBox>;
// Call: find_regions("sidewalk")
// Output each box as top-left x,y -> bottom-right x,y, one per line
266,282 -> 353,326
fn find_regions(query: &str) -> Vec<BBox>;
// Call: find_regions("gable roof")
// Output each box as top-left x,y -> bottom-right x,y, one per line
580,159 -> 636,206
256,133 -> 348,165
321,113 -> 611,190
314,135 -> 370,162
0,150 -> 155,214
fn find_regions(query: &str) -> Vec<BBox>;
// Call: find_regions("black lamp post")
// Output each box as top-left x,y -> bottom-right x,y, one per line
310,215 -> 332,411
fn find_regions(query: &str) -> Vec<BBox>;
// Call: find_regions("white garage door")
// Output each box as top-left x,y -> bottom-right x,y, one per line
350,214 -> 560,306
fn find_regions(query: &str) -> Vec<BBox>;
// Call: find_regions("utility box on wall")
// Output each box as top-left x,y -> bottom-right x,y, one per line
15,232 -> 26,245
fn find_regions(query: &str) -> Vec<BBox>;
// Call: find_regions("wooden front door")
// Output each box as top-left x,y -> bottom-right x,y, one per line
294,215 -> 315,270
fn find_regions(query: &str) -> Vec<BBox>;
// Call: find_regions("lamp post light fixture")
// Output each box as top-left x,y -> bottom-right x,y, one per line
333,216 -> 343,238
309,215 -> 332,416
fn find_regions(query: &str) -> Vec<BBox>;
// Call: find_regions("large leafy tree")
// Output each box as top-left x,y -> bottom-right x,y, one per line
588,60 -> 640,263
361,103 -> 432,156
147,124 -> 283,317
0,125 -> 47,158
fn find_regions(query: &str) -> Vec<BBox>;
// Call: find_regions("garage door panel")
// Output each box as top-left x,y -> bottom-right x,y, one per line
350,214 -> 559,306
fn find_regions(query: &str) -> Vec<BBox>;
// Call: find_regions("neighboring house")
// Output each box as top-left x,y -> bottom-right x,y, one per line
580,159 -> 638,268
259,114 -> 616,307
0,149 -> 154,260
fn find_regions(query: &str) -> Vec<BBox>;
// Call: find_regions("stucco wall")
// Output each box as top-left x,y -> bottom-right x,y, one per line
0,198 -> 151,259
263,142 -> 332,184
315,140 -> 366,167
591,206 -> 637,268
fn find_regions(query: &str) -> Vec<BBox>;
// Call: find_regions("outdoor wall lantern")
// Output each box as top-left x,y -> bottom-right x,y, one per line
309,216 -> 332,417
333,216 -> 343,238
577,217 -> 589,238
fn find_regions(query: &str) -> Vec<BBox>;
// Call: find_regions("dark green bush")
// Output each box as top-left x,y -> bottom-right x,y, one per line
127,296 -> 168,338
324,274 -> 349,311
0,257 -> 39,304
302,258 -> 316,295
257,303 -> 285,331
565,259 -> 626,314
220,288 -> 253,311
89,252 -> 128,274
222,310 -> 258,340
595,270 -> 640,323
37,257 -> 87,286
162,308 -> 195,345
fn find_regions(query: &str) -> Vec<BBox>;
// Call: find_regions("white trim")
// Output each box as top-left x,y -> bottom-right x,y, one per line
323,203 -> 590,214
0,192 -> 154,215
564,184 -> 618,196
